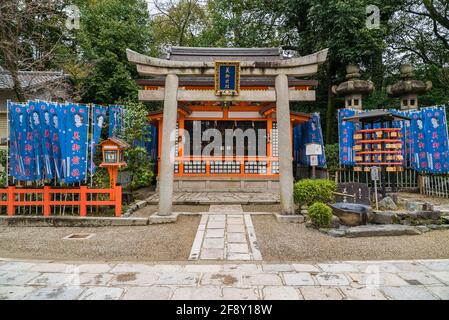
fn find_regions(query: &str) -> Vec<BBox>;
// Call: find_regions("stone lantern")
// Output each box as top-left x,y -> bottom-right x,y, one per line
386,64 -> 432,111
332,64 -> 374,110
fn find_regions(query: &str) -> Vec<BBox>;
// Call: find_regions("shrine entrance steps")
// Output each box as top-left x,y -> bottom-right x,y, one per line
146,192 -> 280,205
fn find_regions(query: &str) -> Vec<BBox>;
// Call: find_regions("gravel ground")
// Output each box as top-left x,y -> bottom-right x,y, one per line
253,215 -> 449,262
133,205 -> 209,217
0,216 -> 200,262
242,204 -> 282,212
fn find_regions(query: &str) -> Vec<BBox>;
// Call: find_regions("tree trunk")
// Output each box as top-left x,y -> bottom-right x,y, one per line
10,70 -> 26,102
325,84 -> 336,144
371,50 -> 384,92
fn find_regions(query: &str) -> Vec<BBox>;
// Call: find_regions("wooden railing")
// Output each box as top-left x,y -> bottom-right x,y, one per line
172,156 -> 280,177
0,185 -> 122,217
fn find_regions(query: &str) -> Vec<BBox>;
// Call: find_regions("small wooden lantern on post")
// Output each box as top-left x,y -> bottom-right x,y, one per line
99,137 -> 130,189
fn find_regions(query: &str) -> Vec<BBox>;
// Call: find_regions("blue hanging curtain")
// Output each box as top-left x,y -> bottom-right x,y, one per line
338,109 -> 357,166
108,105 -> 124,137
8,102 -> 26,180
89,105 -> 107,174
37,101 -> 54,180
63,104 -> 89,184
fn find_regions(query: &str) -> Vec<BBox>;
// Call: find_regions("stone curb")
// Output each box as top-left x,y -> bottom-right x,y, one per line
274,213 -> 305,224
124,199 -> 151,217
0,216 -> 149,227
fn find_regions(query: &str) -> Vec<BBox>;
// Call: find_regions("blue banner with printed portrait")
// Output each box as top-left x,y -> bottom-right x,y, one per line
410,110 -> 428,172
28,101 -> 44,180
47,103 -> 64,180
423,107 -> 449,173
36,101 -> 55,179
89,105 -> 107,173
14,105 -> 36,181
64,104 -> 89,183
56,104 -> 69,180
8,102 -> 25,180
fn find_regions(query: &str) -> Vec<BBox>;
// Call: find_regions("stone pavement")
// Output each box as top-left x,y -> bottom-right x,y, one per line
1,259 -> 449,300
146,192 -> 280,205
189,205 -> 263,261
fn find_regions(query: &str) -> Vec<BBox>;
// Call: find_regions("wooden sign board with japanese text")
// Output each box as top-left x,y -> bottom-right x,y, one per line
214,61 -> 240,96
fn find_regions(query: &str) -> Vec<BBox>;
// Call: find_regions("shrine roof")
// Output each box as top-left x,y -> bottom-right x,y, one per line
100,137 -> 130,148
166,46 -> 284,62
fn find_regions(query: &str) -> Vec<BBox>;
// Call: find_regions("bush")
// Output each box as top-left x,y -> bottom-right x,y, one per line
308,202 -> 333,228
324,144 -> 339,175
293,179 -> 336,206
0,149 -> 6,186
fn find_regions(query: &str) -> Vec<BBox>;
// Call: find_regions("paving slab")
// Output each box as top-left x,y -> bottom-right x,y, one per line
262,286 -> 303,300
222,287 -> 260,300
172,287 -> 222,300
300,286 -> 344,300
242,274 -> 283,286
203,238 -> 225,249
227,243 -> 249,254
428,286 -> 449,300
429,271 -> 449,285
227,233 -> 247,243
122,286 -> 172,300
156,273 -> 199,286
23,287 -> 84,300
381,286 -> 438,300
315,273 -> 350,286
0,271 -> 41,286
0,285 -> 37,300
283,272 -> 316,286
109,272 -> 158,287
201,249 -> 224,260
78,287 -> 124,300
397,272 -> 443,286
340,287 -> 387,300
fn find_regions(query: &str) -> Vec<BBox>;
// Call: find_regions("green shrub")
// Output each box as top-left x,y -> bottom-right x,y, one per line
308,202 -> 333,228
293,179 -> 336,206
324,144 -> 339,175
0,149 -> 6,186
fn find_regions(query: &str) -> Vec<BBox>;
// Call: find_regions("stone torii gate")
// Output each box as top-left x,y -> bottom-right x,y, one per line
127,47 -> 329,217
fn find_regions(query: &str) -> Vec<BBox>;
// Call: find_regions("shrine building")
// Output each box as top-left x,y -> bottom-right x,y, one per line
127,46 -> 328,216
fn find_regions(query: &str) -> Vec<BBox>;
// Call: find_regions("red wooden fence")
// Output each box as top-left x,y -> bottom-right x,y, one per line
0,185 -> 122,217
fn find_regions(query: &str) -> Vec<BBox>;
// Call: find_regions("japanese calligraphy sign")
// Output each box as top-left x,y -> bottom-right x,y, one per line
214,61 -> 240,96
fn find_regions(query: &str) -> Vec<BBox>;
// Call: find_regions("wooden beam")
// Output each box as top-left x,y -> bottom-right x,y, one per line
139,89 -> 316,102
136,63 -> 318,77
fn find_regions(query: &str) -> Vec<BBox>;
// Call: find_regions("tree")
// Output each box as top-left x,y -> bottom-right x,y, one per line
74,0 -> 152,103
388,0 -> 448,104
0,0 -> 70,101
119,101 -> 153,192
150,0 -> 209,52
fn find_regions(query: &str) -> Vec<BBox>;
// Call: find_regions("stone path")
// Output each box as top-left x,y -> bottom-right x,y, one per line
189,205 -> 262,261
146,192 -> 280,205
1,258 -> 449,300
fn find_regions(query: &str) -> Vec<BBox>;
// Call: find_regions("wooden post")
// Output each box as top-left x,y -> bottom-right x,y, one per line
115,185 -> 122,217
7,185 -> 15,216
43,186 -> 51,217
79,185 -> 87,217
